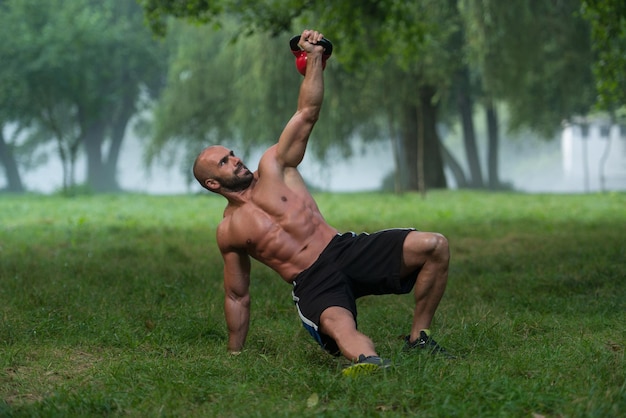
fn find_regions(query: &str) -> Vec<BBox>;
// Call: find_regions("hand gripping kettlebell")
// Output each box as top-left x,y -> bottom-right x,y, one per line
289,35 -> 333,76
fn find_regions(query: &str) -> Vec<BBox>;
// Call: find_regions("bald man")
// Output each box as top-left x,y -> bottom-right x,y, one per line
193,29 -> 453,376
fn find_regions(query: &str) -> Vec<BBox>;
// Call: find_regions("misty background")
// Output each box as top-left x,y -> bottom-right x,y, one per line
1,0 -> 625,196
7,121 -> 625,195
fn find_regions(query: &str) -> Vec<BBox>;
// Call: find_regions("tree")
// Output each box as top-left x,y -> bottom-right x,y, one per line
461,0 -> 596,137
0,0 -> 31,192
0,0 -> 166,193
141,0 -> 459,191
0,129 -> 25,193
581,0 -> 626,112
454,0 -> 599,192
144,19 -> 378,179
140,0 -> 603,193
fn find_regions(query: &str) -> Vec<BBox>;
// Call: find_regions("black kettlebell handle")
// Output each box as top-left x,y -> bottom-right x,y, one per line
289,35 -> 333,56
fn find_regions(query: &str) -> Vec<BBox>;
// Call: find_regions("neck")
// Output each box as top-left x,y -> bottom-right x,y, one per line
222,182 -> 255,205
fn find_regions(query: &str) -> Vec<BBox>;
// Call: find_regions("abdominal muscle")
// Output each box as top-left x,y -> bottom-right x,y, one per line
251,213 -> 337,282
231,194 -> 338,282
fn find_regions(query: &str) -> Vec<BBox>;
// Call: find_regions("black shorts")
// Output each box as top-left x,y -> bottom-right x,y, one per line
291,228 -> 418,355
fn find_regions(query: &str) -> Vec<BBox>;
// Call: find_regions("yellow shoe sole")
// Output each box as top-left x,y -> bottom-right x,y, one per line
341,362 -> 382,377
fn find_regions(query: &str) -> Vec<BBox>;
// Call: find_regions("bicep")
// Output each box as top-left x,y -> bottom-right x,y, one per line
276,110 -> 316,167
216,225 -> 251,297
222,249 -> 251,298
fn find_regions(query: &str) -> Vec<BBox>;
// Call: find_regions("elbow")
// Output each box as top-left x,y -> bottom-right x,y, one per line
228,292 -> 250,308
300,105 -> 321,124
241,294 -> 251,308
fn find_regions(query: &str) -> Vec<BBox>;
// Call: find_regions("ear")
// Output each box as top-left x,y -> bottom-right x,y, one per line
205,178 -> 220,191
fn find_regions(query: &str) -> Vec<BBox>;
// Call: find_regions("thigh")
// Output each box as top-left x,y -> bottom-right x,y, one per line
340,228 -> 417,296
293,271 -> 356,357
293,268 -> 357,331
319,306 -> 358,339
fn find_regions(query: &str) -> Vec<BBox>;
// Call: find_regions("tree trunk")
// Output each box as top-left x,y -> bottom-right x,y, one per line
101,92 -> 136,192
419,86 -> 447,189
440,141 -> 468,188
402,104 -> 419,191
401,87 -> 447,191
417,103 -> 426,198
456,67 -> 483,188
387,117 -> 404,194
485,100 -> 500,189
0,128 -> 25,193
82,118 -> 107,192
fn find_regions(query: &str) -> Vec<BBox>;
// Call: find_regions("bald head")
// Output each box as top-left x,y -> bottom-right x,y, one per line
193,145 -> 253,193
193,146 -> 222,190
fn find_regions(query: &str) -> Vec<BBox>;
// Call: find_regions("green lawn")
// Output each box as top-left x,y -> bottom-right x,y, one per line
1,191 -> 624,417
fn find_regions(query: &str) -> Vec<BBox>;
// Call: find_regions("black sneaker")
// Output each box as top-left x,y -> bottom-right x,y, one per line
342,354 -> 391,377
404,331 -> 455,358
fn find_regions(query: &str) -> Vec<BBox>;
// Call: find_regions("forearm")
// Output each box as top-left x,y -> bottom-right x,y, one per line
297,51 -> 324,117
224,295 -> 250,353
275,50 -> 325,166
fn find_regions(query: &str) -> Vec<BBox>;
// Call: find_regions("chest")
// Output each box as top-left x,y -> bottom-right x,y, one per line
227,189 -> 316,249
251,179 -> 311,218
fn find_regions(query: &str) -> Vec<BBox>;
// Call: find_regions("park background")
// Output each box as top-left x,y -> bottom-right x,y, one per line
1,1 -> 625,417
1,0 -> 625,196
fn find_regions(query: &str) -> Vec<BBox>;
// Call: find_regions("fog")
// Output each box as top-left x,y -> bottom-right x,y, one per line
6,136 -> 392,195
3,123 -> 626,194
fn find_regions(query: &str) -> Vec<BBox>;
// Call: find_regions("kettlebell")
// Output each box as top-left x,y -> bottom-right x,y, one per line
289,35 -> 333,76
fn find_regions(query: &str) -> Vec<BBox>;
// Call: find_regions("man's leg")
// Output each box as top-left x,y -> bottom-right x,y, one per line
400,231 -> 450,343
319,306 -> 376,361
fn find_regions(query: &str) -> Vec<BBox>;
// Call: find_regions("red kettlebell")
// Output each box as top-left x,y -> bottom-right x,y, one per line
289,35 -> 333,76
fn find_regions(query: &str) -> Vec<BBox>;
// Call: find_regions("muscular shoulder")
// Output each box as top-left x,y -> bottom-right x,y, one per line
258,144 -> 280,176
257,144 -> 306,191
216,204 -> 264,253
216,216 -> 234,253
216,210 -> 249,254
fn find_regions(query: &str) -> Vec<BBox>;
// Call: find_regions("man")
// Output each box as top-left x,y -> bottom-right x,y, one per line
193,29 -> 452,376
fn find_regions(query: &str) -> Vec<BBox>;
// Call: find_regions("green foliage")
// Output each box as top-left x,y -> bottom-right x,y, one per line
140,0 -> 609,194
145,19 -> 394,166
141,0 -> 460,94
143,1 -> 468,191
0,0 -> 167,191
0,192 -> 625,416
460,0 -> 596,137
140,0 -> 225,36
147,20 -> 302,163
581,0 -> 626,113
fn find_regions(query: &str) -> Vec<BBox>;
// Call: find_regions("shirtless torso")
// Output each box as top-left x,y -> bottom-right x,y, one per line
191,29 -> 331,352
192,29 -> 451,362
216,145 -> 338,282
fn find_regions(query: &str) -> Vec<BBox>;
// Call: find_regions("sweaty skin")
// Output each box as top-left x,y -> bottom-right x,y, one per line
193,29 -> 450,360
193,29 -> 333,353
212,144 -> 338,281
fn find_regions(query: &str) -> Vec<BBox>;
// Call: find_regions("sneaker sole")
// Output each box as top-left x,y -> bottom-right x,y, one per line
342,363 -> 384,377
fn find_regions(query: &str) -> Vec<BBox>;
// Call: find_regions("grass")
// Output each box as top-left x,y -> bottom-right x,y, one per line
0,191 -> 624,417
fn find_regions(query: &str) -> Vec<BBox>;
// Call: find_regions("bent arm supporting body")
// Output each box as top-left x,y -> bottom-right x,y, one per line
225,290 -> 250,353
222,249 -> 251,353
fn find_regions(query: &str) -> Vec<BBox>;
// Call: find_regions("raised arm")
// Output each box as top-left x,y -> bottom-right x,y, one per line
276,29 -> 326,168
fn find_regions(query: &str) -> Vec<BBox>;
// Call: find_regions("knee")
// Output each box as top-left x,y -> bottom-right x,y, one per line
404,231 -> 449,270
433,232 -> 448,253
432,233 -> 449,261
418,232 -> 449,262
319,307 -> 356,339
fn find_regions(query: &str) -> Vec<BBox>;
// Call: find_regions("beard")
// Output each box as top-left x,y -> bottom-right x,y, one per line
219,169 -> 253,192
